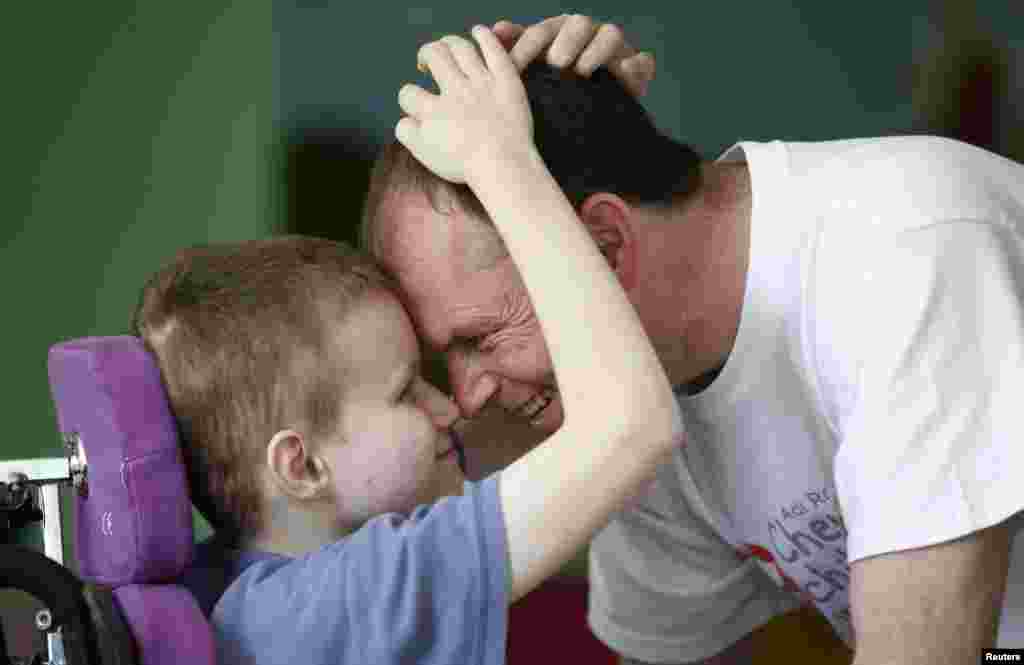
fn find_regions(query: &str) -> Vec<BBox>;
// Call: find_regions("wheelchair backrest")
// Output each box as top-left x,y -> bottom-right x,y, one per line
48,336 -> 216,665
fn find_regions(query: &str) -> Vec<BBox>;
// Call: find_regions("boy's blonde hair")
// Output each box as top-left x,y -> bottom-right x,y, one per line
132,235 -> 395,545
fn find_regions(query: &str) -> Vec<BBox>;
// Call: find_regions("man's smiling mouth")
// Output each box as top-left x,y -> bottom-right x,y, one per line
514,386 -> 557,421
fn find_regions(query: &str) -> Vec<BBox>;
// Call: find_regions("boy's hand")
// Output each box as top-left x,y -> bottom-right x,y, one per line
398,27 -> 533,186
492,14 -> 656,98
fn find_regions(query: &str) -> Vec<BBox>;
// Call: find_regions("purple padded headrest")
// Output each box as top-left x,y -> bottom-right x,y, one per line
48,336 -> 193,585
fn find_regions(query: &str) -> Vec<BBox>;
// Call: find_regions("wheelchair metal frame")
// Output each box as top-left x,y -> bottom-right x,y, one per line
1,433 -> 89,665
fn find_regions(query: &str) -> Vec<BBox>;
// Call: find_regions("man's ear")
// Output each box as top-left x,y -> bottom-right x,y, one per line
266,429 -> 330,501
578,192 -> 637,290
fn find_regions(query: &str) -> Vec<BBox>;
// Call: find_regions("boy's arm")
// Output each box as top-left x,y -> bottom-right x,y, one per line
400,27 -> 683,604
453,13 -> 655,474
470,136 -> 682,603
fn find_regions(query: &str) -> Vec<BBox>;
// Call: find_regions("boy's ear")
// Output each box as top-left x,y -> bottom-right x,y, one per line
578,192 -> 637,291
266,430 -> 329,499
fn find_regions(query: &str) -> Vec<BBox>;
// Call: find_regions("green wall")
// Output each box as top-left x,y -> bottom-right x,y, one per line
3,1 -> 274,566
279,2 -> 1022,173
277,2 -> 930,156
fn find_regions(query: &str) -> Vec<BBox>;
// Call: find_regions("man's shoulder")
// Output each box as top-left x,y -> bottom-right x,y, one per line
783,136 -> 1015,234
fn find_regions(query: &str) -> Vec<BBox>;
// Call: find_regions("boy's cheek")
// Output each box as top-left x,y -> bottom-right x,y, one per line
333,408 -> 437,519
337,459 -> 434,521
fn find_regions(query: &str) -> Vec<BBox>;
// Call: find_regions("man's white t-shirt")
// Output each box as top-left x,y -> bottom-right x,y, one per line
588,136 -> 1024,662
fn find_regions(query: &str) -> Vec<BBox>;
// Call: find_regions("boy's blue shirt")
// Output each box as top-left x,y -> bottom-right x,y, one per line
180,475 -> 508,665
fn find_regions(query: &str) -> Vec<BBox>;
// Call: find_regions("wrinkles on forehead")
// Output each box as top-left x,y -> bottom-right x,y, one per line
378,182 -> 504,264
375,192 -> 453,268
373,191 -> 512,350
372,192 -> 459,340
375,190 -> 493,285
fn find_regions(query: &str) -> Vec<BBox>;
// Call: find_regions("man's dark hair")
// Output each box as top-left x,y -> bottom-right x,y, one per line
361,62 -> 704,261
521,61 -> 702,208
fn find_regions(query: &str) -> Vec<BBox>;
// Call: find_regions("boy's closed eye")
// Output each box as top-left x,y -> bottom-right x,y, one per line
390,359 -> 420,404
398,378 -> 415,402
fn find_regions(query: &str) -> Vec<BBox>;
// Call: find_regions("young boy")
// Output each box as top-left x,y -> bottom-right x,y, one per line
134,26 -> 682,665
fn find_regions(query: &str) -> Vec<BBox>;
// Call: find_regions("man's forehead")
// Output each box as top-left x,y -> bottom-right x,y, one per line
381,192 -> 506,292
375,191 -> 456,266
372,193 -> 458,334
374,189 -> 513,326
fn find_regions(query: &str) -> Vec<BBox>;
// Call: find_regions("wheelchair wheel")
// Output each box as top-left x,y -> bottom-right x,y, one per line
0,545 -> 98,665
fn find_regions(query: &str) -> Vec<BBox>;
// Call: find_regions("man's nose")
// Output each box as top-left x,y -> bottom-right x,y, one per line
448,350 -> 498,419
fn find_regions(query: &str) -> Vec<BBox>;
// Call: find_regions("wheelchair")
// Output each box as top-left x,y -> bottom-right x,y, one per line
1,336 -> 217,664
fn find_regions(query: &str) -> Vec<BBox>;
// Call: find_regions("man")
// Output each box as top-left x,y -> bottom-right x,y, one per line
363,14 -> 1024,665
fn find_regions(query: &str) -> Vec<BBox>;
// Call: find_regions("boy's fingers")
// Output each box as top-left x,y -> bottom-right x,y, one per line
417,41 -> 463,91
472,25 -> 519,79
508,14 -> 568,70
397,83 -> 436,119
574,22 -> 628,76
492,20 -> 524,50
441,35 -> 488,79
394,116 -> 419,149
624,51 -> 656,77
547,14 -> 598,68
618,52 -> 656,97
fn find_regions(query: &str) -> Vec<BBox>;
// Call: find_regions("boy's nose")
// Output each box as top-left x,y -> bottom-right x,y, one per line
435,394 -> 461,430
422,383 -> 462,430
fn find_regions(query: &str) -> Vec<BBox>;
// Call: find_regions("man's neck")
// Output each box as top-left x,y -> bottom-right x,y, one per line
645,161 -> 752,391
